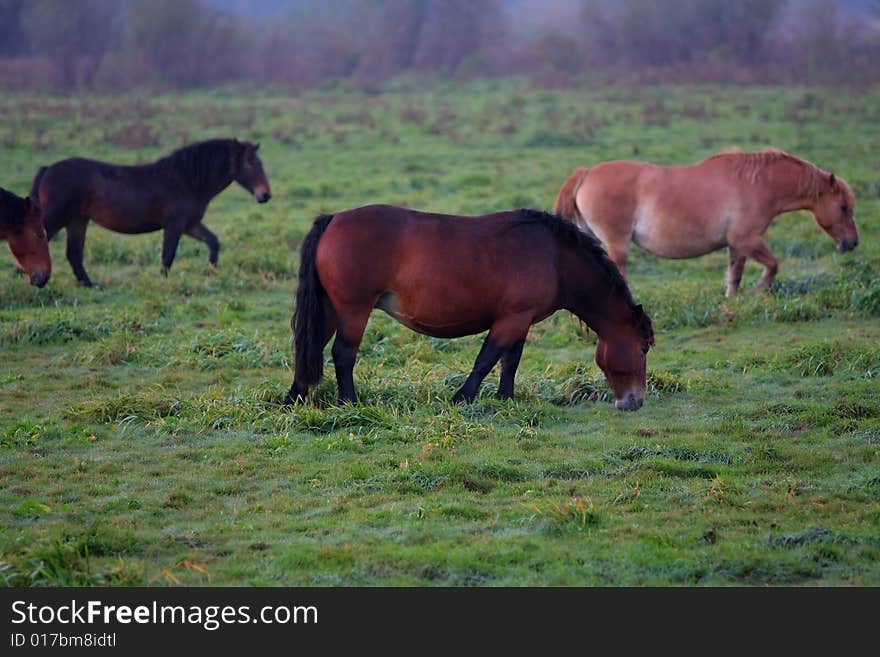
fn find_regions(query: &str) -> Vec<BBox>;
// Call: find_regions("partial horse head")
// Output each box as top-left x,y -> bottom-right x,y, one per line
2,194 -> 51,287
812,172 -> 858,252
594,304 -> 655,411
233,140 -> 271,203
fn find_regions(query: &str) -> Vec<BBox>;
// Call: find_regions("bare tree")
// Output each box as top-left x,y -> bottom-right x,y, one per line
0,0 -> 29,56
128,0 -> 246,87
21,0 -> 120,88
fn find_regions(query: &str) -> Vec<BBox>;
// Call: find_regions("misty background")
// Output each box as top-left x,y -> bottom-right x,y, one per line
0,0 -> 878,92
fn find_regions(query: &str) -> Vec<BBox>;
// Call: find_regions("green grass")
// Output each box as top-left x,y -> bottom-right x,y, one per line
1,81 -> 879,585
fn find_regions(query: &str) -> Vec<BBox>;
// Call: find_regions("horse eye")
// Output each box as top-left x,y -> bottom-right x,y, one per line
641,345 -> 649,355
840,204 -> 849,213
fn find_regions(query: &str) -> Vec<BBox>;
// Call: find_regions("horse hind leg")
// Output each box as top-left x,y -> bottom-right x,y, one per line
607,246 -> 629,278
726,247 -> 747,297
588,221 -> 630,278
42,206 -> 68,241
331,308 -> 371,404
65,217 -> 93,287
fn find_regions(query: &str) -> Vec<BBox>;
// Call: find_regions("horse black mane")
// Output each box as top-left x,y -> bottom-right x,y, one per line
512,208 -> 655,346
0,187 -> 27,232
156,139 -> 238,198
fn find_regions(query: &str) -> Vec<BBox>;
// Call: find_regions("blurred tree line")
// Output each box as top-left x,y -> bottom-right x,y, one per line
0,0 -> 877,91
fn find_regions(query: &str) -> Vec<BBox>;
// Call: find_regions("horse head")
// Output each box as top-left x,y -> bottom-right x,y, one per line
812,172 -> 858,252
5,196 -> 51,287
233,140 -> 272,204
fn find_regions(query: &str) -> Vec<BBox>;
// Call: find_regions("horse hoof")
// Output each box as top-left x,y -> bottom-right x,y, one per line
283,384 -> 308,405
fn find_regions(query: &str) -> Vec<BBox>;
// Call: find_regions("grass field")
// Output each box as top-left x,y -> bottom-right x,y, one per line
1,80 -> 878,585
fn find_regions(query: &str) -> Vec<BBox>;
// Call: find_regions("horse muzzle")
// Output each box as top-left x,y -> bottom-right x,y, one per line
255,189 -> 272,204
615,393 -> 644,411
29,269 -> 49,288
838,237 -> 858,252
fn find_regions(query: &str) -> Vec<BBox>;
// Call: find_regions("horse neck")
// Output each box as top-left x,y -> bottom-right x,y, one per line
160,150 -> 234,203
763,157 -> 820,215
191,167 -> 233,203
559,246 -> 634,341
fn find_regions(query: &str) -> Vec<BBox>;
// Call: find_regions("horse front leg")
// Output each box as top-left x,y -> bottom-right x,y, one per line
161,224 -> 184,276
498,339 -> 526,401
746,240 -> 779,293
186,222 -> 220,267
454,316 -> 531,404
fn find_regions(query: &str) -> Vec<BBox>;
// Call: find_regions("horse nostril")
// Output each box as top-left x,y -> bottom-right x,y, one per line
615,394 -> 643,411
30,272 -> 49,288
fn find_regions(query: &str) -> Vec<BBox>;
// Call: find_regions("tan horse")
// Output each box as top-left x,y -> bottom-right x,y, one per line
553,149 -> 859,296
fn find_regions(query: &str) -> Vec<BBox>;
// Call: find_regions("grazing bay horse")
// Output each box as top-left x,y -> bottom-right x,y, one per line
30,139 -> 271,287
553,149 -> 859,296
285,205 -> 655,410
1,188 -> 50,288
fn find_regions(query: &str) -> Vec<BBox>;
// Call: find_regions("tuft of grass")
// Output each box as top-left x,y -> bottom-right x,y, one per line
525,496 -> 601,532
0,525 -> 143,586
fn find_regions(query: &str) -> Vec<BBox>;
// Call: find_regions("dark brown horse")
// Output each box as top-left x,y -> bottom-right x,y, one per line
31,138 -> 271,287
1,188 -> 51,288
285,205 -> 655,410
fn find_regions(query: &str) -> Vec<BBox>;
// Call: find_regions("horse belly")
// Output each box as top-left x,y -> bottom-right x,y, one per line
88,197 -> 163,234
631,205 -> 729,258
375,291 -> 492,339
87,177 -> 166,234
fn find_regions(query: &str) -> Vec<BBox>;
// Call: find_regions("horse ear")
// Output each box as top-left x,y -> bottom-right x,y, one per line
254,142 -> 260,152
829,173 -> 837,189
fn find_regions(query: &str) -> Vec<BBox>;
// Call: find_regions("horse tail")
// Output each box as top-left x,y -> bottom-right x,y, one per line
552,166 -> 589,221
292,213 -> 335,395
30,166 -> 48,206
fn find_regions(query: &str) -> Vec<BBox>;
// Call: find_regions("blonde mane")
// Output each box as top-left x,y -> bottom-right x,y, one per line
705,148 -> 827,200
